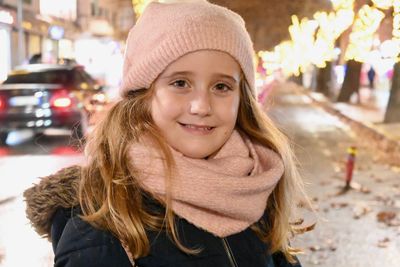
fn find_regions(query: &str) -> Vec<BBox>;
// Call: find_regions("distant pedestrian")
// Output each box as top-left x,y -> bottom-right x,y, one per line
24,1 -> 310,266
367,66 -> 376,89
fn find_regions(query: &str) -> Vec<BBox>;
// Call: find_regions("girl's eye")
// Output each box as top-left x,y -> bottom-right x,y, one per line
214,83 -> 231,92
171,80 -> 188,88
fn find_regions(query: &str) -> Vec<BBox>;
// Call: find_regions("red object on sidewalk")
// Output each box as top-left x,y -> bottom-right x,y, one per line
345,146 -> 357,189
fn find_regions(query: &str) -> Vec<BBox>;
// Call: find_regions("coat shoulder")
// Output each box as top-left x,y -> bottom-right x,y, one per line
24,165 -> 81,239
51,208 -> 132,267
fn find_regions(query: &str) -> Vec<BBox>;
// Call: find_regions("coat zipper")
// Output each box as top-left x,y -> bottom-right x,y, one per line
222,238 -> 239,267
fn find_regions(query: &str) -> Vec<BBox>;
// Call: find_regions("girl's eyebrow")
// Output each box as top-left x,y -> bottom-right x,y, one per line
161,71 -> 239,84
161,71 -> 193,80
214,73 -> 240,84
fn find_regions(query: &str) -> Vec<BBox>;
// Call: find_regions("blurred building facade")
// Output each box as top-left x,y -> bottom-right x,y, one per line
0,0 -> 135,82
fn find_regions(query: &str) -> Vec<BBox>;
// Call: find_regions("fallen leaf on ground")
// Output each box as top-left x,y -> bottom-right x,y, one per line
377,211 -> 397,225
290,218 -> 304,226
309,245 -> 322,252
377,237 -> 390,248
358,186 -> 371,194
353,205 -> 372,219
330,202 -> 349,209
324,239 -> 337,251
291,209 -> 317,234
328,244 -> 337,251
297,200 -> 307,208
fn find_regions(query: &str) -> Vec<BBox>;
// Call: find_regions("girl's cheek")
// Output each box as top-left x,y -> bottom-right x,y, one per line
159,98 -> 185,119
216,98 -> 240,118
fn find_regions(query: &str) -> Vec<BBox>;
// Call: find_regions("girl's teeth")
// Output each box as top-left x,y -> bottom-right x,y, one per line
185,124 -> 212,130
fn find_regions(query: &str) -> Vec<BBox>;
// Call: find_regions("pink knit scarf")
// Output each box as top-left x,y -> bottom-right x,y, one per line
128,130 -> 284,237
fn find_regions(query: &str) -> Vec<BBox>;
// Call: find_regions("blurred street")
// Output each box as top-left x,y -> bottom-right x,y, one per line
268,82 -> 400,267
0,82 -> 399,267
0,134 -> 83,267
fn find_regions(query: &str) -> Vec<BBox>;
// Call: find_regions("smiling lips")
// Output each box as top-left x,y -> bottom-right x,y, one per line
179,122 -> 215,134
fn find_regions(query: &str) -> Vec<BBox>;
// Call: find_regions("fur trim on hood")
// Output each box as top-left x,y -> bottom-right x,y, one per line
23,165 -> 81,240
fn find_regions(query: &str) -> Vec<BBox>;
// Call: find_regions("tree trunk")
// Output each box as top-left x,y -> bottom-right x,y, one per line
384,62 -> 400,123
337,60 -> 362,102
289,73 -> 303,86
316,61 -> 332,96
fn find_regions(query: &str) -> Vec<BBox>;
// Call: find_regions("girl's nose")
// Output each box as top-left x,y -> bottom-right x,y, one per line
189,90 -> 212,116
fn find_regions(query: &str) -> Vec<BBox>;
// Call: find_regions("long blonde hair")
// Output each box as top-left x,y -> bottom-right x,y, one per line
79,80 -> 307,261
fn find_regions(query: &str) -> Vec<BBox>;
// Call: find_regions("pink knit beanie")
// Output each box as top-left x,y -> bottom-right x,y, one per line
120,0 -> 255,97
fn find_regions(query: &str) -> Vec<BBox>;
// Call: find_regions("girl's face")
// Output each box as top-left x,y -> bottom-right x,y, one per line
151,50 -> 241,159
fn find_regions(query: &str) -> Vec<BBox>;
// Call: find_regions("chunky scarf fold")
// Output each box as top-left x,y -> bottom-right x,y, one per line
128,130 -> 284,237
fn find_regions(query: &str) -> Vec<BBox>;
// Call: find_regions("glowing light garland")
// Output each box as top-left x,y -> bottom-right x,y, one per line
259,0 -> 355,76
259,16 -> 319,77
259,0 -> 396,76
312,4 -> 355,67
288,16 -> 319,75
331,0 -> 353,11
262,17 -> 317,76
345,5 -> 385,62
372,0 -> 394,10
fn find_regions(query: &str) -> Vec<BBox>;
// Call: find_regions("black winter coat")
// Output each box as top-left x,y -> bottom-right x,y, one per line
24,166 -> 302,267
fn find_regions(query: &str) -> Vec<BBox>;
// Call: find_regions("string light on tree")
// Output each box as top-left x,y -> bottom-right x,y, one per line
331,0 -> 354,11
260,0 -> 355,76
372,0 -> 394,10
345,5 -> 385,62
312,3 -> 355,67
311,0 -> 354,67
287,15 -> 319,75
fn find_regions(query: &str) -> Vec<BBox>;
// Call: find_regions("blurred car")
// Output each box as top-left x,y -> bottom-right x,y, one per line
0,64 -> 108,145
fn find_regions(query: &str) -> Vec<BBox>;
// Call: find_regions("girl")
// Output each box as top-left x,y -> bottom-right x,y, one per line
25,1 -> 309,266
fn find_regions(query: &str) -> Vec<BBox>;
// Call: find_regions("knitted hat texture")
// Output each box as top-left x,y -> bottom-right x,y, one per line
120,0 -> 255,97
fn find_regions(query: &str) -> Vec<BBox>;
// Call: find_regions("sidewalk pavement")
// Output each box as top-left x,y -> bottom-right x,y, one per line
264,81 -> 400,167
267,82 -> 400,267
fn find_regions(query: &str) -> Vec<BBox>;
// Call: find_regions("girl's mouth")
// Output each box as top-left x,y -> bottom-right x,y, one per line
179,123 -> 215,134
